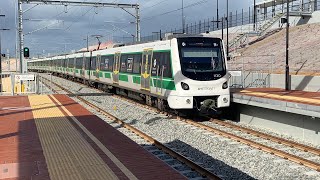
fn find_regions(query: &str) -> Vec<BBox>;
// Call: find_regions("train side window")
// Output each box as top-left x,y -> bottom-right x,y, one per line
67,58 -> 72,68
151,52 -> 161,76
108,55 -> 114,71
85,57 -> 90,70
100,55 -> 112,71
76,58 -> 82,69
132,54 -> 142,74
91,56 -> 97,70
160,52 -> 172,78
120,55 -> 128,73
127,57 -> 133,73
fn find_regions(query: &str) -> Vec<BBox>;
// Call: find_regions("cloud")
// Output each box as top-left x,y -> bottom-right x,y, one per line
0,0 -> 253,57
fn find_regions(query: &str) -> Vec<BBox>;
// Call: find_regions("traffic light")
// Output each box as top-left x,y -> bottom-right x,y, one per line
23,47 -> 29,58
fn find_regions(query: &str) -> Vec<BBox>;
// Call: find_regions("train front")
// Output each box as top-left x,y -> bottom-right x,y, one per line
168,36 -> 230,115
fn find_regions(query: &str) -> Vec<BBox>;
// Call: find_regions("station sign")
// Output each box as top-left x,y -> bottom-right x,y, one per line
15,74 -> 35,81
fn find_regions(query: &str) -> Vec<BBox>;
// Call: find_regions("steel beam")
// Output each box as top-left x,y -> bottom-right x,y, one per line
21,0 -> 138,8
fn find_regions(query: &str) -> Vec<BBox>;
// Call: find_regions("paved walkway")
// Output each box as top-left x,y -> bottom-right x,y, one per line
0,95 -> 186,180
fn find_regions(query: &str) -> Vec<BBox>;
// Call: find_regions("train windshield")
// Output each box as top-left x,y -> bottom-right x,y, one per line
178,37 -> 226,81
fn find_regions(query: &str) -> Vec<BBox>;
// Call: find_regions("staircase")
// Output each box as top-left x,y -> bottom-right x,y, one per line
228,12 -> 285,53
258,12 -> 285,36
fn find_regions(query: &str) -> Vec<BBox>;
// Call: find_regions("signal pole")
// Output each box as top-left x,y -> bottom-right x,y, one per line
285,0 -> 290,90
18,0 -> 25,73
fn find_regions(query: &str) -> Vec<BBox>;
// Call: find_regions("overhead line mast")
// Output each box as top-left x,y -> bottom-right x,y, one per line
18,0 -> 141,73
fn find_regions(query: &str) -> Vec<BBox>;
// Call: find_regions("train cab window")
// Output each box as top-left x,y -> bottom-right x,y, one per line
120,55 -> 128,73
132,54 -> 142,74
178,38 -> 226,81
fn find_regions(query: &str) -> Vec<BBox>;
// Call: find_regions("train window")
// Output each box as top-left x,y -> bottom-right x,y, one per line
100,55 -> 111,71
85,57 -> 90,70
151,53 -> 161,76
91,56 -> 96,70
120,55 -> 128,73
76,58 -> 82,69
108,55 -> 114,71
132,54 -> 142,74
127,57 -> 133,73
152,52 -> 172,78
69,58 -> 72,68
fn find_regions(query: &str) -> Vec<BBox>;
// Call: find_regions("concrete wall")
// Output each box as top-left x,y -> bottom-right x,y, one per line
230,103 -> 320,145
230,72 -> 320,92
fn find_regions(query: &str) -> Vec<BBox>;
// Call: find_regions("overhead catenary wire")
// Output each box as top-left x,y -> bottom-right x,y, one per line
141,0 -> 209,21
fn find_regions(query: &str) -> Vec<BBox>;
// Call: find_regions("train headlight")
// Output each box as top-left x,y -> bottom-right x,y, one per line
181,82 -> 189,90
223,97 -> 229,103
222,81 -> 228,89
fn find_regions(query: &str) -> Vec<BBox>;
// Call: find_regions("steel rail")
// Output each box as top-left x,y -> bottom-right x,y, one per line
40,76 -> 221,180
178,117 -> 320,172
210,119 -> 320,156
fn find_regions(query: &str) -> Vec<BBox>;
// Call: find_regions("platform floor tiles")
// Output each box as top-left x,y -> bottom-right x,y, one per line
28,95 -> 119,180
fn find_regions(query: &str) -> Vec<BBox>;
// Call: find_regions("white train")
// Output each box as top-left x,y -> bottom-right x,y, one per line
28,35 -> 230,115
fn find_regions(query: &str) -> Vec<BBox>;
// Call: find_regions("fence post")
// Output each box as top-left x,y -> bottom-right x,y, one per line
11,74 -> 15,96
35,74 -> 39,94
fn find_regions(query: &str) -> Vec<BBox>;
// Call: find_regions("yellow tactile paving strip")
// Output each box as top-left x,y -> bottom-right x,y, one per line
28,95 -> 119,180
240,90 -> 320,105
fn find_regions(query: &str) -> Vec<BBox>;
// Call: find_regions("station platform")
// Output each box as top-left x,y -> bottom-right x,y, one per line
0,95 -> 186,180
231,88 -> 320,118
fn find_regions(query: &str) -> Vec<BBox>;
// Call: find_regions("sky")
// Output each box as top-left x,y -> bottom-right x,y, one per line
0,0 -> 256,57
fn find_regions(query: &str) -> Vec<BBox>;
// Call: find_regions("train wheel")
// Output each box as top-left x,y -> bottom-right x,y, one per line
146,95 -> 152,106
157,99 -> 164,111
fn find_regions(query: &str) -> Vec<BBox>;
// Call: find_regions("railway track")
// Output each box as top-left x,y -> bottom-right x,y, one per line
40,76 -> 221,180
40,73 -> 320,178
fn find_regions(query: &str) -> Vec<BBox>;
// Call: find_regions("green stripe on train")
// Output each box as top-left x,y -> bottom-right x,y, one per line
104,73 -> 111,78
133,76 -> 141,84
119,74 -> 129,82
151,78 -> 176,90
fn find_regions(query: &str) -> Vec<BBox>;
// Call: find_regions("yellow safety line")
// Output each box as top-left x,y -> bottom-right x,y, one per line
28,95 -> 120,180
49,95 -> 138,180
239,90 -> 320,105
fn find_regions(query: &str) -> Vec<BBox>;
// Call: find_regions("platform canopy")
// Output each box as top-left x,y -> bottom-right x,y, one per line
255,0 -> 296,8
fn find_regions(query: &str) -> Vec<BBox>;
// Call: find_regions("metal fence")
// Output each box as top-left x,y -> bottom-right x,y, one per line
228,55 -> 275,88
139,0 -> 320,43
0,73 -> 52,95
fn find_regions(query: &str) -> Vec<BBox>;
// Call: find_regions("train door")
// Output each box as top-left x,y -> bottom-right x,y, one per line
73,57 -> 76,77
113,52 -> 121,84
95,54 -> 101,80
81,54 -> 86,77
141,49 -> 153,91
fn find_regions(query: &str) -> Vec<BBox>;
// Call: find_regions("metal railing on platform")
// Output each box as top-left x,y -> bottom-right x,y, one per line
0,73 -> 52,95
228,55 -> 275,88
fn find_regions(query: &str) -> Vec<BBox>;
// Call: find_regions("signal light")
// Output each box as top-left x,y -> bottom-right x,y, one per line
23,47 -> 29,58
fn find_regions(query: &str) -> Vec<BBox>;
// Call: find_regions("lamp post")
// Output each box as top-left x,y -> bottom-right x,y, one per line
83,34 -> 89,51
152,30 -> 162,41
285,0 -> 290,90
182,0 -> 185,33
212,17 -> 224,40
216,0 -> 219,28
0,14 -> 10,92
226,0 -> 229,56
